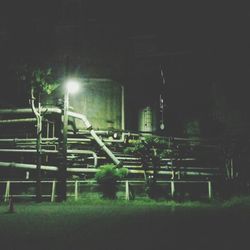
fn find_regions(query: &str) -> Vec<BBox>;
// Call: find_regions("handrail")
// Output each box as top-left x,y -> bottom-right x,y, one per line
0,179 -> 213,201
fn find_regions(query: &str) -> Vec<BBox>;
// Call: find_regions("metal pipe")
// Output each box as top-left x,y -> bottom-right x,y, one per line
68,138 -> 91,142
67,150 -> 98,167
89,131 -> 120,166
0,138 -> 58,142
103,132 -> 126,143
68,111 -> 121,166
69,134 -> 135,143
0,149 -> 98,167
127,169 -> 216,176
0,108 -> 119,165
75,130 -> 139,138
0,161 -> 89,173
162,158 -> 196,161
102,132 -> 137,143
0,109 -> 133,144
68,134 -> 127,143
0,161 -> 58,171
123,164 -> 220,171
0,118 -> 37,124
0,108 -> 218,144
0,149 -> 58,154
0,108 -> 118,165
0,107 -> 62,115
77,131 -> 137,143
75,130 -> 110,135
0,161 -> 219,176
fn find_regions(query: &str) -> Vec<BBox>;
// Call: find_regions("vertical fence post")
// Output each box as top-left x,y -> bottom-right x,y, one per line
51,180 -> 56,202
75,180 -> 78,201
208,181 -> 212,199
171,170 -> 174,180
177,171 -> 181,180
171,181 -> 175,198
4,181 -> 10,202
230,159 -> 234,179
125,181 -> 130,200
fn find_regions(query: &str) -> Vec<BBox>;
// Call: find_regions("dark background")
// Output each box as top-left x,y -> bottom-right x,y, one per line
0,1 -> 249,137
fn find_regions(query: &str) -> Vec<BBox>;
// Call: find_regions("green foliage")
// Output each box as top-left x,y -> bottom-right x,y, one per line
124,135 -> 172,158
32,68 -> 59,95
95,164 -> 128,199
16,64 -> 59,95
222,195 -> 250,208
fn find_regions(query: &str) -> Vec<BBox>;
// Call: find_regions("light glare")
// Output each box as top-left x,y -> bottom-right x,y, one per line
66,80 -> 80,94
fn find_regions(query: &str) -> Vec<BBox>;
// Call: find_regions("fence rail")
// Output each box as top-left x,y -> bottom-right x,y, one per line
0,180 -> 213,202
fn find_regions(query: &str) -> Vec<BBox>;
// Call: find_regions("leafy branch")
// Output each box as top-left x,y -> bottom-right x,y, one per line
16,64 -> 59,96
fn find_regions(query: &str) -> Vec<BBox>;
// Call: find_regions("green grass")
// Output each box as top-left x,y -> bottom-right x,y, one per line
0,197 -> 250,250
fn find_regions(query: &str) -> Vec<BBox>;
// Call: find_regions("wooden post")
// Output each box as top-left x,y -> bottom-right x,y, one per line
208,181 -> 212,199
51,180 -> 56,202
74,180 -> 78,201
4,181 -> 10,202
171,181 -> 175,198
125,181 -> 130,200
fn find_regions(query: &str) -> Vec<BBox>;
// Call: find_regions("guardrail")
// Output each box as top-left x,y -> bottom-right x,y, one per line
0,179 -> 213,202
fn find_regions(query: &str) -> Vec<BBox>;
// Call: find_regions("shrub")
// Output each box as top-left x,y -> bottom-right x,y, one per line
95,164 -> 128,199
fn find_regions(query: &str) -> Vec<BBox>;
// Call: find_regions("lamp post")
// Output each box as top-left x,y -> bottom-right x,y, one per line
58,79 -> 79,201
64,79 -> 80,157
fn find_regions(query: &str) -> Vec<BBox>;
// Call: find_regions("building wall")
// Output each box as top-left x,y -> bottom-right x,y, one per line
70,78 -> 123,130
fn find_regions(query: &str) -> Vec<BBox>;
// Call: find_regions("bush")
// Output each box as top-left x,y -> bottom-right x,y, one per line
95,164 -> 128,199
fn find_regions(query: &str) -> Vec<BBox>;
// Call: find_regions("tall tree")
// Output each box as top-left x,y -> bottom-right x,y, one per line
17,64 -> 58,202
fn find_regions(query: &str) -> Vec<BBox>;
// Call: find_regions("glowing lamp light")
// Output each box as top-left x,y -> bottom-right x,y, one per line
66,79 -> 80,94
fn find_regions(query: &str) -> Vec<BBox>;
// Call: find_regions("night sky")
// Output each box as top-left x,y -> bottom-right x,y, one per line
0,1 -> 249,136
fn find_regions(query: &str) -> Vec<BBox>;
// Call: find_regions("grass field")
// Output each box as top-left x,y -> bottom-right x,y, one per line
0,197 -> 250,250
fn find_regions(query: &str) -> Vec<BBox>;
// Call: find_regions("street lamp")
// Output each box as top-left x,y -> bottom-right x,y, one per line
66,79 -> 80,94
64,78 -> 80,133
59,78 -> 80,201
64,79 -> 80,137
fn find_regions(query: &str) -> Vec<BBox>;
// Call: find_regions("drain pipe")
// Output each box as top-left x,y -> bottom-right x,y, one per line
68,111 -> 121,166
